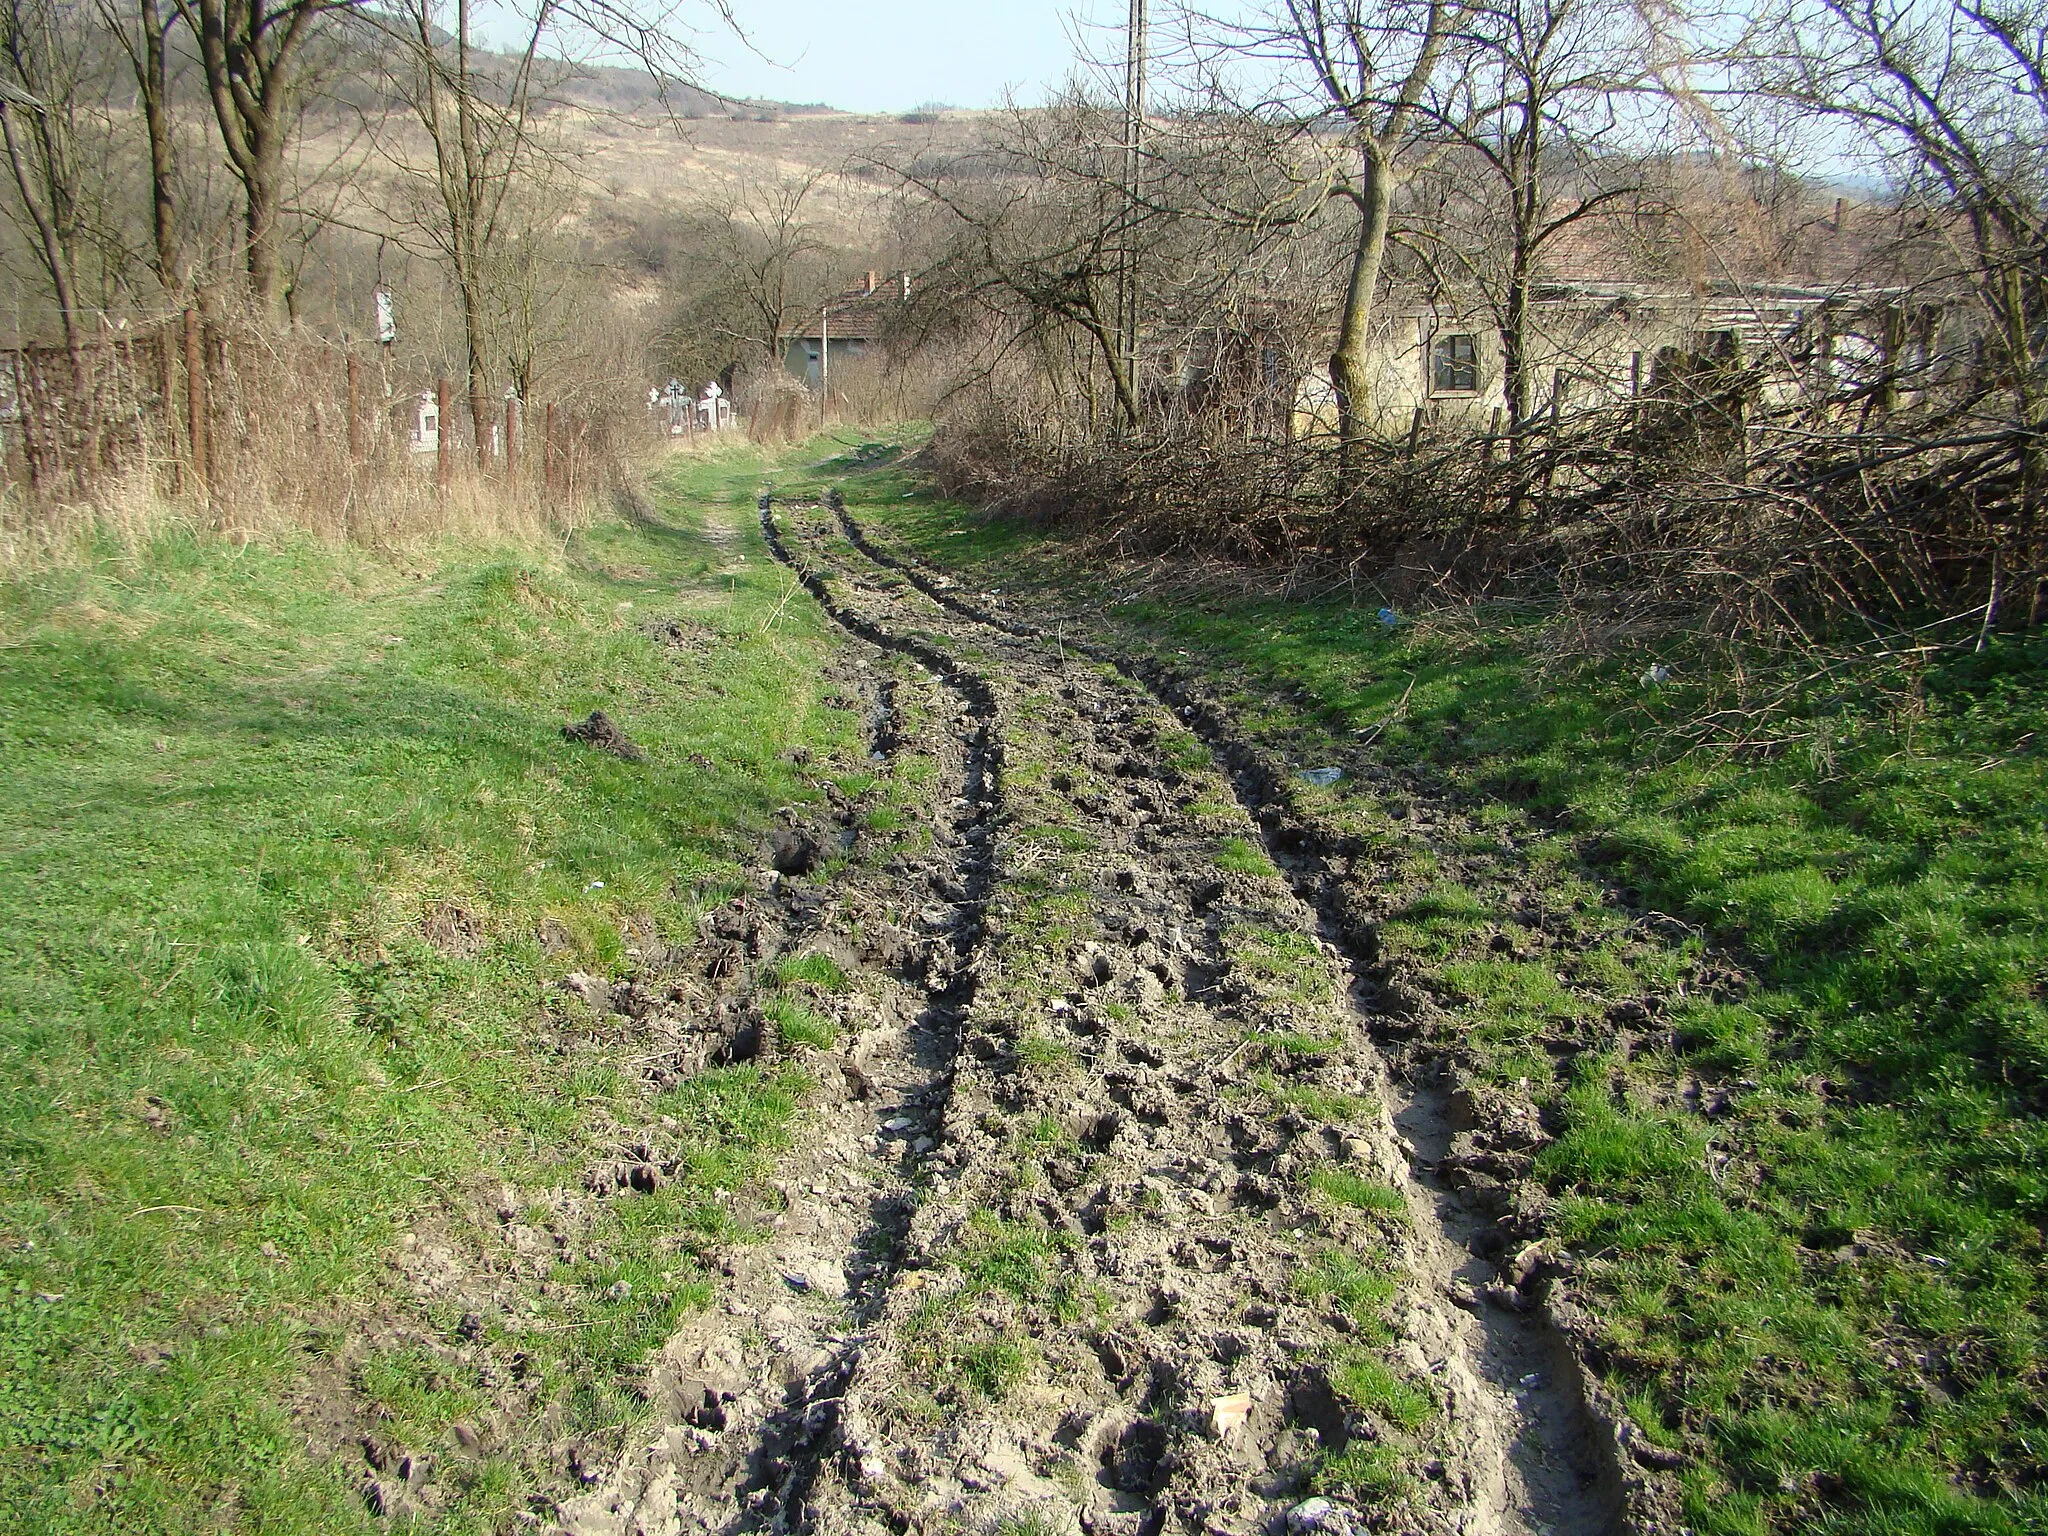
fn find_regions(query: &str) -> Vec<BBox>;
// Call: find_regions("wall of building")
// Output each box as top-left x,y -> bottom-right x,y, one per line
783,336 -> 872,390
1291,287 -> 1910,442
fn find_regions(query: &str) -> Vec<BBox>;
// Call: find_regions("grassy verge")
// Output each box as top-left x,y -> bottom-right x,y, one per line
0,444 -> 853,1533
821,428 -> 2048,1536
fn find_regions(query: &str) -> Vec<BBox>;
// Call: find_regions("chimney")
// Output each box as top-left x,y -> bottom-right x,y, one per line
900,269 -> 911,301
864,270 -> 878,295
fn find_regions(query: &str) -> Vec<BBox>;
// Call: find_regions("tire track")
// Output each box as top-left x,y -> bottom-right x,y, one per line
556,501 -> 1001,1536
818,494 -> 1654,1536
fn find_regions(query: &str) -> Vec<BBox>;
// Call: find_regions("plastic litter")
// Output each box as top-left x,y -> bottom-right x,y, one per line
1376,607 -> 1400,628
1640,663 -> 1671,686
1297,766 -> 1343,788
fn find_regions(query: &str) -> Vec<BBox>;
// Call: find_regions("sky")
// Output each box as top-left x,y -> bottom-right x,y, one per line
688,0 -> 1128,114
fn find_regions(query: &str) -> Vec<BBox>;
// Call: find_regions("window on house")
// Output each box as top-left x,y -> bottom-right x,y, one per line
1431,333 -> 1479,393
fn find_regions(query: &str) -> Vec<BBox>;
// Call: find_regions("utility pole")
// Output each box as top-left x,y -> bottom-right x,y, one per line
1116,0 -> 1147,431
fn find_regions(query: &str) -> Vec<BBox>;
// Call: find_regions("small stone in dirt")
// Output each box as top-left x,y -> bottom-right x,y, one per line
561,709 -> 646,762
1483,1281 -> 1532,1312
1208,1391 -> 1254,1439
1287,1497 -> 1359,1536
1629,1438 -> 1687,1470
768,827 -> 829,875
558,971 -> 610,1012
450,1421 -> 481,1452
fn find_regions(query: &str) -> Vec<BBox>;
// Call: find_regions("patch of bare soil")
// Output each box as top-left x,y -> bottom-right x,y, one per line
338,483 -> 1682,1536
754,494 -> 1685,1536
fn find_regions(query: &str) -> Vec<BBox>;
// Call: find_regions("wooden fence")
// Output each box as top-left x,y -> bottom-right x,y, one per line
1,308 -> 621,508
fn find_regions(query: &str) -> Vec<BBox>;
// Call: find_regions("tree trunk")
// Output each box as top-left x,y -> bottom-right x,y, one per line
179,0 -> 303,319
243,125 -> 285,313
1329,142 -> 1394,498
0,102 -> 81,360
137,0 -> 182,290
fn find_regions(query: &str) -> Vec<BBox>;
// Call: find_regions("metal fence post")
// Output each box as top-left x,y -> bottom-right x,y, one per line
184,307 -> 207,496
347,352 -> 364,460
436,376 -> 451,494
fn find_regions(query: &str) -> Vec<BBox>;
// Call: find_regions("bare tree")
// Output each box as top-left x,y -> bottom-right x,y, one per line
0,0 -> 121,356
1227,0 -> 1470,486
695,170 -> 834,365
895,95 -> 1164,432
377,0 -> 564,454
375,0 -> 725,455
96,0 -> 184,293
171,0 -> 366,315
1418,0 -> 1659,441
1755,0 -> 2047,500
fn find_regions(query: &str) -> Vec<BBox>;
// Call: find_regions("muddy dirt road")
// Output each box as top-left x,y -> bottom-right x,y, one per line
563,493 -> 1680,1536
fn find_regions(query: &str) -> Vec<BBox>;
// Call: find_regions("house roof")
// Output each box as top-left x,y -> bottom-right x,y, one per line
783,272 -> 910,343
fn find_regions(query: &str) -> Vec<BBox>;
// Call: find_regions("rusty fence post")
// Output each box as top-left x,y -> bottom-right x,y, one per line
504,395 -> 519,478
436,376 -> 452,494
183,307 -> 208,496
347,352 -> 364,460
9,351 -> 41,493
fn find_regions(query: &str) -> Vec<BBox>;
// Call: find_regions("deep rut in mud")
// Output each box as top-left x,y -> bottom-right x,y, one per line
821,497 -> 1652,1536
565,492 -> 1666,1536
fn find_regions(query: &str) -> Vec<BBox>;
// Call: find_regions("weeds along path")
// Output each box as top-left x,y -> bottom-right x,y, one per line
559,511 -> 998,1536
790,495 -> 1654,1536
741,494 -> 1638,1536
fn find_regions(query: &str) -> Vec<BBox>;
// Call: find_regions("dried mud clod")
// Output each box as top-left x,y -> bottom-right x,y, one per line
564,708 -> 648,762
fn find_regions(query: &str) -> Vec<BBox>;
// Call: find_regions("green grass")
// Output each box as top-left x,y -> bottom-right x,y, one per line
1262,1079 -> 1369,1122
839,444 -> 2048,1536
1332,1350 -> 1434,1432
763,949 -> 851,993
1309,1169 -> 1406,1214
1225,924 -> 1334,1006
1256,1029 -> 1345,1058
1216,835 -> 1279,878
0,445 -> 853,1532
1294,1248 -> 1397,1333
1024,823 -> 1096,853
899,1214 -> 1080,1404
1314,1439 -> 1407,1500
1015,1030 -> 1075,1070
764,996 -> 839,1050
